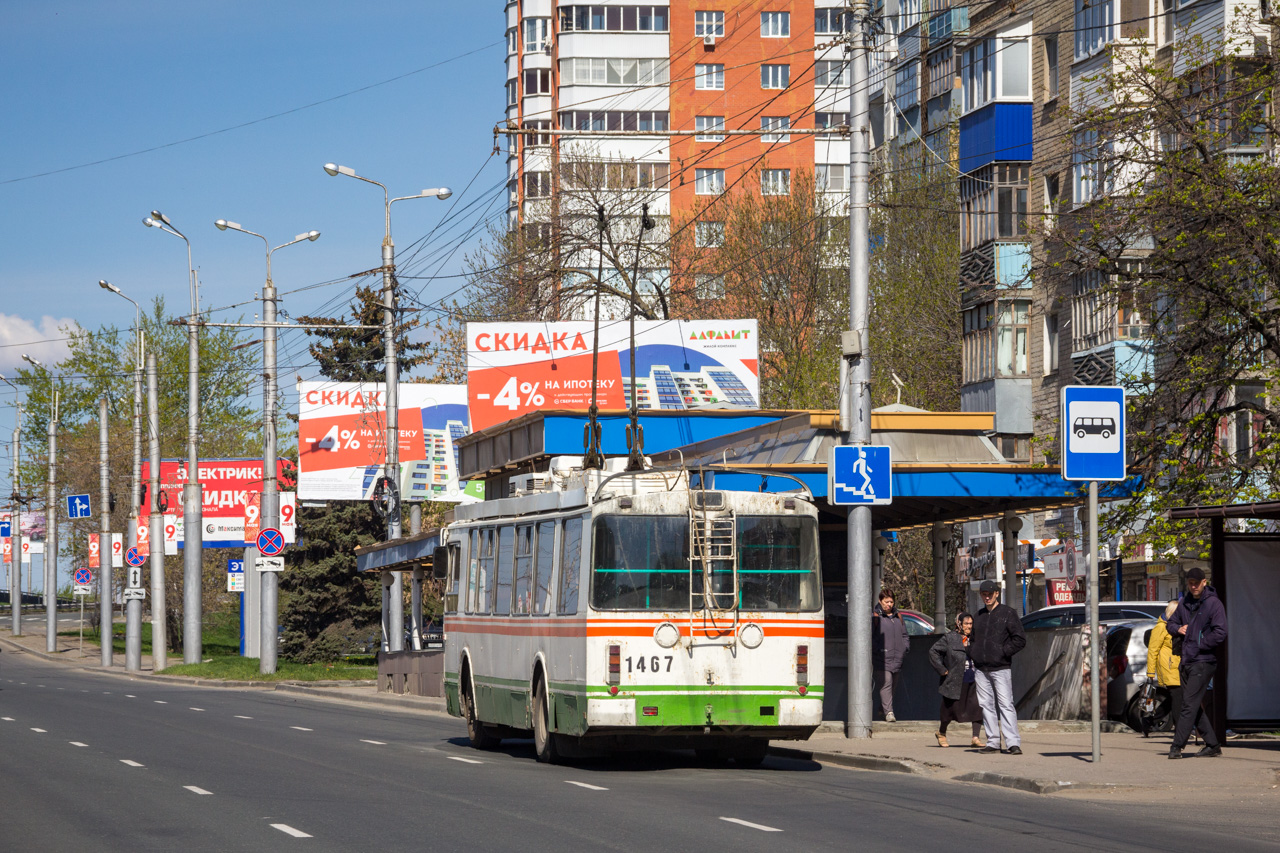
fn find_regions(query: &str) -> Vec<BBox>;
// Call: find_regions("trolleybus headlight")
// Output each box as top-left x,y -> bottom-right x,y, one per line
654,622 -> 681,648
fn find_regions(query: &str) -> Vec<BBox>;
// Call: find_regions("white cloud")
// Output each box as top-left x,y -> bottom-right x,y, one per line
0,313 -> 76,377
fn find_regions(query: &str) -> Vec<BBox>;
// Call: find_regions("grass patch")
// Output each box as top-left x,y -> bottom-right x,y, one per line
62,609 -> 245,658
159,656 -> 375,681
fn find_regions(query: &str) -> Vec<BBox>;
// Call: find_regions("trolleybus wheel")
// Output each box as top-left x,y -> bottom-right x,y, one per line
464,681 -> 501,750
533,678 -> 561,764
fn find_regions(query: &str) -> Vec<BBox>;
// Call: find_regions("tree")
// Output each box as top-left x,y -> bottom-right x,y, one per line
1041,21 -> 1280,558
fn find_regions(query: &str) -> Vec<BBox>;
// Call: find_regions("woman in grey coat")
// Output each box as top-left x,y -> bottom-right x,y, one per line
927,612 -> 983,748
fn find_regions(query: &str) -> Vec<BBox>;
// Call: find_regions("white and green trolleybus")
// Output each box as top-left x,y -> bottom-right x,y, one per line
437,459 -> 824,763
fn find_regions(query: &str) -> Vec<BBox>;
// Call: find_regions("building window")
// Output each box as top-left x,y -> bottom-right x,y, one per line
695,10 -> 725,36
761,11 -> 790,36
926,48 -> 954,100
816,164 -> 848,191
899,0 -> 922,30
1043,312 -> 1060,374
523,68 -> 551,96
816,111 -> 849,137
1044,173 -> 1061,226
695,168 -> 725,195
997,166 -> 1029,237
960,25 -> 1031,113
507,27 -> 518,55
559,6 -> 670,33
761,64 -> 790,89
959,164 -> 1029,250
695,115 -> 725,141
1159,0 -> 1176,46
1074,0 -> 1115,60
895,62 -> 919,111
1234,385 -> 1264,461
523,222 -> 552,246
523,120 -> 552,148
1069,269 -> 1148,352
962,303 -> 995,383
524,172 -> 552,199
506,79 -> 518,107
1072,130 -> 1102,205
561,160 -> 670,190
761,116 -> 790,142
963,299 -> 1029,381
696,63 -> 725,90
760,168 -> 790,195
816,60 -> 851,87
816,8 -> 851,33
524,18 -> 551,53
695,274 -> 726,299
1044,36 -> 1059,99
996,300 -> 1030,376
695,221 -> 725,247
560,57 -> 670,86
558,110 -> 670,132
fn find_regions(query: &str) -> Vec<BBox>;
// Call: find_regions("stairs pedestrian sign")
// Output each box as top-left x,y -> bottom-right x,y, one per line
828,445 -> 893,505
67,494 -> 92,519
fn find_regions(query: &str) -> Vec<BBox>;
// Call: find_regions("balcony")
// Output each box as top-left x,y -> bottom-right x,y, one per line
959,103 -> 1033,173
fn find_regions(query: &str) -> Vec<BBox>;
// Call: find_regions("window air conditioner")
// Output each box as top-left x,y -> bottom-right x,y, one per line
703,34 -> 717,47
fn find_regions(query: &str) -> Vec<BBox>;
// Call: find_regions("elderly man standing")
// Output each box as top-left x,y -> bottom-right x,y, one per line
970,579 -> 1027,755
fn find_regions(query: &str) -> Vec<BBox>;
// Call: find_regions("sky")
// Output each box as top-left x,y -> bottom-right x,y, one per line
0,1 -> 509,460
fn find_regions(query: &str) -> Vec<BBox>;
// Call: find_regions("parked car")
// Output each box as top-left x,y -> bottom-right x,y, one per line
1106,619 -> 1172,731
899,609 -> 936,636
1021,601 -> 1167,630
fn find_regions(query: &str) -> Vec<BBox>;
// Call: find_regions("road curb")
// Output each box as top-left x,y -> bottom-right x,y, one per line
769,745 -> 927,774
950,770 -> 1126,795
273,683 -> 450,716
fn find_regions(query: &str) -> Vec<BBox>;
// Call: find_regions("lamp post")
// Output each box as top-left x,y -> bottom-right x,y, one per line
99,280 -> 146,669
0,373 -> 22,637
144,210 -> 204,665
322,162 -> 450,652
22,354 -> 59,654
214,219 -> 319,674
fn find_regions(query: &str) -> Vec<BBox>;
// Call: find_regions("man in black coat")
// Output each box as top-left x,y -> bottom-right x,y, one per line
1166,567 -> 1227,759
970,580 -> 1027,754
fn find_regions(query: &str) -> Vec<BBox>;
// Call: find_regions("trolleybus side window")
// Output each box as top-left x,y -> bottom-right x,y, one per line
514,525 -> 534,614
558,516 -> 584,614
474,527 -> 495,614
495,525 -> 515,615
535,520 -> 556,614
737,516 -> 821,611
591,515 -> 690,610
446,535 -> 466,614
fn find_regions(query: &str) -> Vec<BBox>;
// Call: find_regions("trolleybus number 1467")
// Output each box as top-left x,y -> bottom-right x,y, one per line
626,655 -> 674,674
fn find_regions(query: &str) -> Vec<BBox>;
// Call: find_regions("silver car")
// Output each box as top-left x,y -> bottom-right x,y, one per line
1106,619 -> 1171,730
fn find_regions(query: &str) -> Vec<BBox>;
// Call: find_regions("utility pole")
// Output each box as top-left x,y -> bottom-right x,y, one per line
127,322 -> 144,671
10,403 -> 22,636
843,0 -> 874,738
146,351 -> 166,671
99,398 -> 112,666
44,389 -> 59,654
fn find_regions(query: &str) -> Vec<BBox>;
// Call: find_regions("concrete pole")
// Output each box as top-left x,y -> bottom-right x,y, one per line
930,523 -> 950,632
381,570 -> 393,653
183,280 -> 203,665
147,351 -> 166,671
410,501 -> 422,651
11,405 -> 22,636
383,237 -> 404,653
45,390 -> 58,653
99,398 -> 112,666
999,514 -> 1023,616
125,326 -> 143,671
260,272 -> 280,674
1088,481 -> 1101,763
843,0 -> 873,739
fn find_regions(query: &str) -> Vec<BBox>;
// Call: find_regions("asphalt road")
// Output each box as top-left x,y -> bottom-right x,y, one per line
1,653 -> 1277,852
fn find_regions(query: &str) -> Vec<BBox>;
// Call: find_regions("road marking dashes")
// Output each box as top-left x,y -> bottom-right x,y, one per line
184,786 -> 213,795
2,717 -> 13,721
121,760 -> 144,767
720,817 -> 782,832
565,781 -> 608,791
290,726 -> 313,732
235,715 -> 253,720
448,756 -> 483,764
31,728 -> 46,733
70,742 -> 88,747
271,824 -> 312,838
125,694 -> 136,698
154,700 -> 168,705
360,739 -> 386,745
190,707 -> 204,712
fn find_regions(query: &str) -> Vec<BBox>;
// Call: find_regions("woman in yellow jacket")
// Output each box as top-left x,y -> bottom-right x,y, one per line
1146,600 -> 1182,733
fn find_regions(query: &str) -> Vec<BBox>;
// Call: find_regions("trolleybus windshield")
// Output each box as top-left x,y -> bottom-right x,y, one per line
590,515 -> 820,611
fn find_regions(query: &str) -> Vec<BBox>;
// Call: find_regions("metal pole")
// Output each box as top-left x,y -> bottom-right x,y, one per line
260,269 -> 280,674
147,351 -> 166,671
844,0 -> 873,739
1000,514 -> 1023,617
410,502 -> 422,651
1089,480 -> 1100,763
11,405 -> 22,636
184,269 -> 202,664
126,322 -> 143,670
383,227 -> 404,652
99,398 -> 112,666
931,523 -> 949,632
45,390 -> 58,654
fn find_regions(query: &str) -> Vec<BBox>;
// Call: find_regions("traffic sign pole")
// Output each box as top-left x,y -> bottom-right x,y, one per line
1088,480 -> 1100,765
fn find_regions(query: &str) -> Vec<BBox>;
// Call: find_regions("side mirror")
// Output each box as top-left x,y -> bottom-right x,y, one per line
431,546 -> 449,580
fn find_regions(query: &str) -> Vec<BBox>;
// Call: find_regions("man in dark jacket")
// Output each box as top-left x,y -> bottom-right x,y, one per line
872,590 -> 909,722
970,580 -> 1027,754
1166,567 -> 1227,759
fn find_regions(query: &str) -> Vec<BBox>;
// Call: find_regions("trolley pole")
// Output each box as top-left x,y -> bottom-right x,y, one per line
99,398 -> 112,666
843,0 -> 874,738
147,351 -> 167,671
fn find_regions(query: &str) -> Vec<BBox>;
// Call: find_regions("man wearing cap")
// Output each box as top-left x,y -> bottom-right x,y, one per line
970,579 -> 1027,754
1165,567 -> 1227,759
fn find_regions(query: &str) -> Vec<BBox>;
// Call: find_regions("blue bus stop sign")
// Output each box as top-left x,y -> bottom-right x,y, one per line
1061,385 -> 1126,482
828,445 -> 893,505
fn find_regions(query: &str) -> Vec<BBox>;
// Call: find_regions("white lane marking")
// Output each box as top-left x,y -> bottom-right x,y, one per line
31,728 -> 47,733
360,739 -> 387,745
290,726 -> 313,732
125,694 -> 136,698
2,717 -> 13,721
448,756 -> 483,764
564,781 -> 609,791
190,708 -> 204,712
154,700 -> 168,705
235,715 -> 253,720
57,687 -> 64,690
121,760 -> 144,767
271,824 -> 313,838
184,786 -> 213,796
70,742 -> 88,747
720,817 -> 782,833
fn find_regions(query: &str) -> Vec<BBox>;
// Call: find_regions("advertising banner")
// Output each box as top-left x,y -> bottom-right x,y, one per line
296,381 -> 475,504
465,319 -> 760,431
140,459 -> 297,549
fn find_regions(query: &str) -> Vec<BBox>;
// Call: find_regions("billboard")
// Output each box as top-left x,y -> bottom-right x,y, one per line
140,459 -> 297,549
465,319 -> 759,431
296,381 -> 475,503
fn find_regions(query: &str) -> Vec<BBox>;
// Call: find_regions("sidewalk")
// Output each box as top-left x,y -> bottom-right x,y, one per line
5,625 -> 1277,802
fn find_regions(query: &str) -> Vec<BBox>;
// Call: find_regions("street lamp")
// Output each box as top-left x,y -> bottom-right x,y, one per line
322,162 -> 450,652
20,353 -> 59,654
0,372 -> 22,637
214,219 -> 320,674
144,210 -> 205,665
98,279 -> 146,671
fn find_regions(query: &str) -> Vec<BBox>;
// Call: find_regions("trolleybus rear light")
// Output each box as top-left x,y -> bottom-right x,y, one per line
608,644 -> 621,688
642,706 -> 659,716
796,644 -> 809,690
